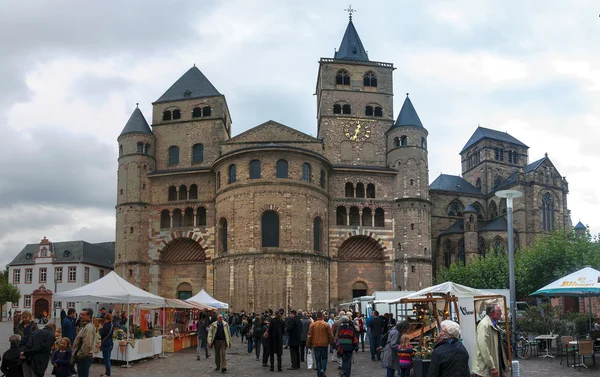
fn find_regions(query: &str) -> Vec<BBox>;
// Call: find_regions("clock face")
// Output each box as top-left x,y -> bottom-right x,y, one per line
343,121 -> 371,142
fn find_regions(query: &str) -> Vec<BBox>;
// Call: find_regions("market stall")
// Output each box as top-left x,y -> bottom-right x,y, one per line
54,271 -> 166,364
186,289 -> 229,309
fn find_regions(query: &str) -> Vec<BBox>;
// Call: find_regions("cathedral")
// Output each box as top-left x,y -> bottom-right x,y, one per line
115,16 -> 573,312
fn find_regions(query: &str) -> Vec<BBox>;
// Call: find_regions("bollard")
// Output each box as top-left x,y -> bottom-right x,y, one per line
512,360 -> 520,377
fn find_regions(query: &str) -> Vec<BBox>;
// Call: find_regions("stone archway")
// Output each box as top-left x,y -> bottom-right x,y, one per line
158,238 -> 207,299
31,285 -> 52,320
34,299 -> 49,320
337,235 -> 385,304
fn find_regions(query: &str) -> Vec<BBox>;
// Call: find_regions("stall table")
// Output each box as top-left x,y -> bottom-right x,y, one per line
535,335 -> 556,359
93,336 -> 163,362
163,333 -> 198,353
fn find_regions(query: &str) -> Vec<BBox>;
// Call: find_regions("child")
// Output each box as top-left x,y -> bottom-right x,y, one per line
397,334 -> 414,377
51,337 -> 72,377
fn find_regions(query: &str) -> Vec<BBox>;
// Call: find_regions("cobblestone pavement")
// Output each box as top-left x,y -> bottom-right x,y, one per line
0,321 -> 598,376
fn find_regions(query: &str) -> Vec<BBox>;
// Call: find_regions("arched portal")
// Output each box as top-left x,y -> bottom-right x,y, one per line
34,298 -> 49,320
158,237 -> 207,298
177,282 -> 192,300
352,281 -> 368,298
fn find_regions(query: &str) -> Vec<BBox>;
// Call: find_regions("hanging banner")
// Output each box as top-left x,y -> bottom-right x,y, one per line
457,296 -> 476,372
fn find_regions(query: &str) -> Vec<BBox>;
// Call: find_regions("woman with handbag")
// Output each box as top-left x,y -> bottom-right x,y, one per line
99,313 -> 115,377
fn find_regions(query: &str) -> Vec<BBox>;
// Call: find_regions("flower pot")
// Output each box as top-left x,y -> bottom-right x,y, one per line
118,340 -> 127,353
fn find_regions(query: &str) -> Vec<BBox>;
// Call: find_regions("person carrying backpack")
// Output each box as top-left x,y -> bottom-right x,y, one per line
335,316 -> 358,377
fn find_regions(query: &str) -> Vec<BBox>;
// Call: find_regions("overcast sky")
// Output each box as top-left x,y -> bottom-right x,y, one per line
1,0 -> 599,268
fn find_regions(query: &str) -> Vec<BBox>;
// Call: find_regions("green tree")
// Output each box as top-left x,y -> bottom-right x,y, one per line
0,277 -> 21,322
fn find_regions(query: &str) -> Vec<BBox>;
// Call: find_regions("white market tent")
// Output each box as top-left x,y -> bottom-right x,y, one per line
54,271 -> 164,305
139,298 -> 216,311
187,289 -> 229,309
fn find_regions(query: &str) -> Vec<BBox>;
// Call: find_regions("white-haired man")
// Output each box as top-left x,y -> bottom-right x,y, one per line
473,304 -> 508,377
428,320 -> 470,377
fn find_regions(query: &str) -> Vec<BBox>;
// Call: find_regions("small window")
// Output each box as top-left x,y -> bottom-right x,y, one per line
39,268 -> 47,283
184,208 -> 194,227
400,136 -> 407,146
196,207 -> 207,226
345,182 -> 354,197
336,69 -> 350,86
13,269 -> 21,284
172,209 -> 183,227
144,144 -> 150,154
393,137 -> 400,147
168,146 -> 179,166
320,169 -> 326,188
362,207 -> 373,226
137,142 -> 144,153
365,106 -> 374,116
249,159 -> 261,179
261,211 -> 280,247
302,163 -> 311,182
274,158 -> 287,178
68,267 -> 77,282
192,107 -> 202,118
313,217 -> 322,252
172,109 -> 181,120
178,185 -> 187,200
228,164 -> 237,184
349,207 -> 360,226
336,206 -> 347,226
160,210 -> 170,229
356,183 -> 365,198
84,267 -> 89,283
421,137 -> 427,150
192,144 -> 204,163
67,302 -> 75,309
363,71 -> 377,87
374,107 -> 383,117
333,104 -> 342,114
219,218 -> 228,253
216,172 -> 221,189
168,186 -> 177,201
24,295 -> 31,308
374,208 -> 385,227
411,266 -> 416,273
162,110 -> 172,121
189,184 -> 198,199
120,189 -> 123,195
366,183 -> 375,198
342,104 -> 351,114
119,145 -> 123,156
203,106 -> 212,116
25,269 -> 32,283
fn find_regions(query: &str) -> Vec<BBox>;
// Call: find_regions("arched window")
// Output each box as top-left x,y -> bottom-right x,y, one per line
119,144 -> 123,156
196,207 -> 207,226
493,175 -> 503,189
421,137 -> 427,149
228,164 -> 236,184
276,159 -> 288,178
349,207 -> 360,226
542,192 -> 554,232
249,159 -> 261,179
192,144 -> 204,163
393,137 -> 400,147
203,106 -> 211,116
313,217 -> 322,252
363,71 -> 377,87
172,109 -> 181,120
508,150 -> 513,164
160,210 -> 170,229
478,237 -> 487,257
168,146 -> 179,166
261,211 -> 279,247
365,106 -> 374,116
336,206 -> 347,226
192,107 -> 202,118
144,143 -> 150,154
172,209 -> 183,227
216,172 -> 221,189
345,182 -> 354,197
458,238 -> 465,266
362,207 -> 373,226
472,202 -> 485,220
178,185 -> 187,200
447,201 -> 463,216
476,178 -> 482,190
336,69 -> 350,85
168,186 -> 177,201
189,184 -> 198,200
374,208 -> 385,227
400,136 -> 408,146
162,110 -> 172,121
366,183 -> 375,198
374,107 -> 383,117
356,183 -> 365,198
320,169 -> 326,188
177,282 -> 192,300
302,163 -> 311,182
488,201 -> 498,219
492,237 -> 504,255
443,240 -> 452,267
137,142 -> 144,153
219,218 -> 228,253
342,104 -> 351,114
352,281 -> 368,298
183,208 -> 194,227
333,104 -> 342,114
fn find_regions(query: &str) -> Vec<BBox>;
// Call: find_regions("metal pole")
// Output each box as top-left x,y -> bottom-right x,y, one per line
507,196 -> 517,340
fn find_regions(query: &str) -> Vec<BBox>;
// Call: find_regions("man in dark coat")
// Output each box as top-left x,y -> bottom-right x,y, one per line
300,312 -> 311,363
1,334 -> 24,377
268,311 -> 285,372
286,310 -> 303,370
21,323 -> 56,377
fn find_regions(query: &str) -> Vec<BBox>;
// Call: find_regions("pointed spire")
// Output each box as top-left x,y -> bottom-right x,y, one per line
334,19 -> 369,61
574,221 -> 587,231
154,66 -> 221,104
393,94 -> 423,128
120,107 -> 152,136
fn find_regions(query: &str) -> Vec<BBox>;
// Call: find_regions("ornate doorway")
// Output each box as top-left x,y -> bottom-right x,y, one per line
34,298 -> 49,320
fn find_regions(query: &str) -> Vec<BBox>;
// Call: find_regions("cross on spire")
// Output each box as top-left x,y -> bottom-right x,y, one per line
344,5 -> 356,21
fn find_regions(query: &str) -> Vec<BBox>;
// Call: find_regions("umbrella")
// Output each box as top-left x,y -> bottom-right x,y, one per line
530,266 -> 600,331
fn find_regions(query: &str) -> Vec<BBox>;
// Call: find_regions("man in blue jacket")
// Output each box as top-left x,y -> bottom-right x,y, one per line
62,308 -> 77,376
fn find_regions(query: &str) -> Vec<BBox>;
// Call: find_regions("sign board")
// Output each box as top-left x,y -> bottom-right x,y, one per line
457,296 -> 476,372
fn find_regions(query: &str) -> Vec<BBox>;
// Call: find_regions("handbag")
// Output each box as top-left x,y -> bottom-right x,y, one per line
94,323 -> 113,353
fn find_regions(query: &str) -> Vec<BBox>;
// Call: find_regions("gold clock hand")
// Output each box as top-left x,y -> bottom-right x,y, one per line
353,124 -> 361,139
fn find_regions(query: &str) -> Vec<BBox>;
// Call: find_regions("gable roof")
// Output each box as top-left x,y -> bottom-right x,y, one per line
429,174 -> 482,195
574,221 -> 587,231
439,219 -> 464,235
9,240 -> 114,269
493,156 -> 550,190
460,126 -> 528,154
391,95 -> 423,129
119,107 -> 152,137
225,120 -> 321,144
154,66 -> 221,104
334,20 -> 369,61
478,216 -> 508,232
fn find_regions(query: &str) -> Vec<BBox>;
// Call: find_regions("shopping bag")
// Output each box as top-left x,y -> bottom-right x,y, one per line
307,349 -> 313,370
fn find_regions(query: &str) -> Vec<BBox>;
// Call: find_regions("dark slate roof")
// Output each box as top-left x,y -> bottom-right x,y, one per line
439,219 -> 464,235
9,241 -> 115,269
574,221 -> 587,231
463,204 -> 478,214
334,21 -> 369,61
460,126 -> 528,154
154,66 -> 220,104
93,242 -> 115,253
391,96 -> 423,129
478,216 -> 508,232
524,157 -> 546,173
119,107 -> 152,136
429,174 -> 482,195
493,156 -> 548,190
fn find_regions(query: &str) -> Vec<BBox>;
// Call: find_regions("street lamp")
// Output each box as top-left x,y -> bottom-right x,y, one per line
496,189 -> 523,344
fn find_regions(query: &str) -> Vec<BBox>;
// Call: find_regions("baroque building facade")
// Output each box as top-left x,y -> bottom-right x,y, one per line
115,18 -> 572,312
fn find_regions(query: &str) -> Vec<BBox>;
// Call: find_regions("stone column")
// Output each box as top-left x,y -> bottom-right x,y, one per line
359,208 -> 363,226
286,261 -> 293,311
169,211 -> 173,228
306,260 -> 312,311
229,262 -> 235,311
248,260 -> 255,313
193,209 -> 197,227
330,260 -> 338,307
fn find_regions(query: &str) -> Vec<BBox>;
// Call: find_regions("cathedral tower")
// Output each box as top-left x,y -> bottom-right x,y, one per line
388,96 -> 432,290
116,106 -> 155,286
